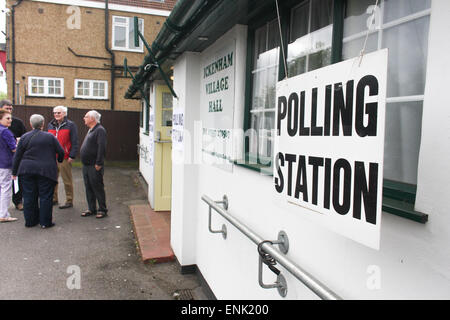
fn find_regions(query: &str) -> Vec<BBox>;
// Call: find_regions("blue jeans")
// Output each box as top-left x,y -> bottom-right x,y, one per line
21,174 -> 56,227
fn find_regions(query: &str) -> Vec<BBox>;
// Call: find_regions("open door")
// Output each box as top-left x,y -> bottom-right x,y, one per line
154,85 -> 172,211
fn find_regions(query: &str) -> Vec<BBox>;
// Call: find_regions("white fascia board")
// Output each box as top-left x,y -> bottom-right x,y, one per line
31,0 -> 171,17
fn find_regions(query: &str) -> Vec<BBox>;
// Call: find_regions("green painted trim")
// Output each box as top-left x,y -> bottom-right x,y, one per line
243,27 -> 255,159
382,197 -> 428,224
331,0 -> 345,64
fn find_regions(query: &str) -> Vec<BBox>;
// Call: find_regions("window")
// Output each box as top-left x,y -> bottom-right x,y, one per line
242,0 -> 430,222
342,0 -> 431,186
74,79 -> 108,99
28,76 -> 64,97
246,0 -> 333,167
112,16 -> 144,52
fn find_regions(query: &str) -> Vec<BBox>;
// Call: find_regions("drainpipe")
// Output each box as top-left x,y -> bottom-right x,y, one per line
105,0 -> 115,110
10,0 -> 23,104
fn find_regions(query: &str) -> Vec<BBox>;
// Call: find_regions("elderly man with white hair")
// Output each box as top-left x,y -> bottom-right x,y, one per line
48,105 -> 78,209
80,110 -> 108,219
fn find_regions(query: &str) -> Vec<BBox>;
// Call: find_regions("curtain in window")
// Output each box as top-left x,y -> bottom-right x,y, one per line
288,0 -> 333,76
343,0 -> 431,185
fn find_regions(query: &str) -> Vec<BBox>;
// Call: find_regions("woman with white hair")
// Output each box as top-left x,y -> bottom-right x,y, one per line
12,114 -> 64,228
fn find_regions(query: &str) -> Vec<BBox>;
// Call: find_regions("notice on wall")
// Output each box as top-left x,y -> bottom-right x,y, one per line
200,40 -> 236,172
172,99 -> 184,152
274,49 -> 388,250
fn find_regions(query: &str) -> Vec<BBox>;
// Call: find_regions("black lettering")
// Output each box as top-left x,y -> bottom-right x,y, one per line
323,158 -> 331,209
308,156 -> 324,205
287,93 -> 299,136
356,75 -> 378,137
285,153 -> 297,197
277,96 -> 287,136
333,81 -> 354,136
294,155 -> 308,201
333,159 -> 352,215
274,153 -> 285,193
324,85 -> 332,136
299,91 -> 310,136
353,161 -> 378,224
310,88 -> 323,136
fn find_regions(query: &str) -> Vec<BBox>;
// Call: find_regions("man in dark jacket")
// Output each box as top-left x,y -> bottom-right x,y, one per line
0,99 -> 27,210
48,105 -> 78,209
12,114 -> 64,228
80,110 -> 107,219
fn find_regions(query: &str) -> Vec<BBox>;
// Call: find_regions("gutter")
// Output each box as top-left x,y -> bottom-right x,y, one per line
105,0 -> 115,110
10,0 -> 23,104
125,0 -> 219,99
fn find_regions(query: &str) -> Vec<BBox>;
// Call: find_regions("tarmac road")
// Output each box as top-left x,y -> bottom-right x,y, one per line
0,166 -> 206,300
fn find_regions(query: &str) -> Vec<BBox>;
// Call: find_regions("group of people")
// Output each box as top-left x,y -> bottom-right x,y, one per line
0,100 -> 108,228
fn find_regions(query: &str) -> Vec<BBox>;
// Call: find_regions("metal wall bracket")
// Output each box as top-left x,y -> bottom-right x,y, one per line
258,254 -> 288,298
207,195 -> 228,239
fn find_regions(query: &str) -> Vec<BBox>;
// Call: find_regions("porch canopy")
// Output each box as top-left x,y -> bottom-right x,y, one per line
124,0 -> 296,99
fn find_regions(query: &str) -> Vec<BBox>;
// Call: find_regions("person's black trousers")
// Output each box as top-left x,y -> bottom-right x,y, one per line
12,177 -> 23,206
82,165 -> 107,214
21,174 -> 56,227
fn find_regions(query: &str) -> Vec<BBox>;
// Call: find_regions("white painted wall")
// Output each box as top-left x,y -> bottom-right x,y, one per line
170,8 -> 450,299
139,85 -> 156,209
171,52 -> 201,266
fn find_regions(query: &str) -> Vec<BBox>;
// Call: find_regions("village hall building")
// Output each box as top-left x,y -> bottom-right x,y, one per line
126,0 -> 450,299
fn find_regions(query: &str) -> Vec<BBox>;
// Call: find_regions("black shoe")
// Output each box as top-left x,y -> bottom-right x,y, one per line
59,203 -> 73,209
41,223 -> 55,229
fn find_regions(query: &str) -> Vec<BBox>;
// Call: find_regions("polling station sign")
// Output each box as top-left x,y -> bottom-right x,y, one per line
274,49 -> 387,249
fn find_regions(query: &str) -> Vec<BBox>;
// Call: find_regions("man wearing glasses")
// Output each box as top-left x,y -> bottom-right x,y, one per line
48,105 -> 78,209
0,100 -> 26,210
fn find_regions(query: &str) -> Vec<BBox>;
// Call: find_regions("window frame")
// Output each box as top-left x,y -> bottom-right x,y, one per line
239,0 -> 428,223
74,79 -> 108,100
112,15 -> 144,53
27,76 -> 64,97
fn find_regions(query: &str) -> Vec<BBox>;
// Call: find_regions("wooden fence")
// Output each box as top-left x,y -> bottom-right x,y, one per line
12,105 -> 139,161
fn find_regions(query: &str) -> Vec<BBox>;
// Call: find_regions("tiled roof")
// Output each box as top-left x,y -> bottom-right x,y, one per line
89,0 -> 177,11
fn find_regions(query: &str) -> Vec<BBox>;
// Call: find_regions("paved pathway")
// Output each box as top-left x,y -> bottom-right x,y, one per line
0,166 -> 205,300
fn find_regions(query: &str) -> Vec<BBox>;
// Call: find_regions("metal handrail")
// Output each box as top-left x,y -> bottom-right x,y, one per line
202,194 -> 342,300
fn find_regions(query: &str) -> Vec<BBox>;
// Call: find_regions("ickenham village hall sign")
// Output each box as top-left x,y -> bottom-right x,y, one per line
274,49 -> 388,249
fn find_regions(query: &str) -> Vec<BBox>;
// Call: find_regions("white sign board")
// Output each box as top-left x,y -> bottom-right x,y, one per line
274,49 -> 388,250
172,99 -> 184,152
200,40 -> 236,171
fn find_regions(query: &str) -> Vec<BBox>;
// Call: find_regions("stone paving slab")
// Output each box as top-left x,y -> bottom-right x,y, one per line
129,204 -> 174,263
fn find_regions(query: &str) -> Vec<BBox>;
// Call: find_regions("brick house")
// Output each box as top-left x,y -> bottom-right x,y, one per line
5,0 -> 176,111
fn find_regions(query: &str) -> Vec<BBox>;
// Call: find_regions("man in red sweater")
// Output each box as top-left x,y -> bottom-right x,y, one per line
48,106 -> 78,209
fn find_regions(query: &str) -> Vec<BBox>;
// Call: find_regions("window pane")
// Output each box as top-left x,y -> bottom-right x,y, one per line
290,1 -> 309,41
287,0 -> 333,76
342,33 -> 378,60
128,18 -> 143,50
383,0 -> 431,23
114,26 -> 126,48
310,0 -> 333,33
114,17 -> 127,24
383,16 -> 430,97
343,0 -> 376,37
384,101 -> 423,185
